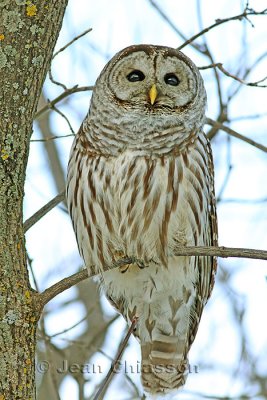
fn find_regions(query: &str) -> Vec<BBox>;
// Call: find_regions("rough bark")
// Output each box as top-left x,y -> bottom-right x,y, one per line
0,1 -> 68,398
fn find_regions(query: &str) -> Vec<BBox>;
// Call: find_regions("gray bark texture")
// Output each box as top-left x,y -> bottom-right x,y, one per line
0,1 -> 68,398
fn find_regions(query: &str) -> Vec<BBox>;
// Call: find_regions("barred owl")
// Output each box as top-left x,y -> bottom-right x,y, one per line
67,44 -> 218,396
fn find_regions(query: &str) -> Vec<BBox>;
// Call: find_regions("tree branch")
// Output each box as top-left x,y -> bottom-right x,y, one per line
178,7 -> 267,50
148,0 -> 203,52
24,191 -> 65,232
37,269 -> 89,312
199,62 -> 267,87
31,133 -> 74,142
38,245 -> 267,310
52,27 -> 92,60
206,118 -> 267,153
34,85 -> 94,119
49,103 -> 75,134
93,318 -> 138,400
48,27 -> 93,91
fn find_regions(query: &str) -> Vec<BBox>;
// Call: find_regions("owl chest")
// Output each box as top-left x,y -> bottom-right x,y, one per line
90,152 -> 195,264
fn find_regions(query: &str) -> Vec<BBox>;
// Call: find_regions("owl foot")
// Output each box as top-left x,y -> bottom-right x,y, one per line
130,315 -> 139,333
113,250 -> 132,273
114,250 -> 148,272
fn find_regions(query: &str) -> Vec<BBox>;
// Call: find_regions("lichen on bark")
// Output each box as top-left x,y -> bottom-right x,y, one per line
0,1 -> 69,398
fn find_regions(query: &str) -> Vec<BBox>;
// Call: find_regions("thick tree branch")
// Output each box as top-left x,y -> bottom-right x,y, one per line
38,245 -> 267,310
37,269 -> 89,312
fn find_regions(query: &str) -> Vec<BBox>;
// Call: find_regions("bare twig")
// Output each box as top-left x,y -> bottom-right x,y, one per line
93,318 -> 139,400
49,103 -> 75,134
217,135 -> 232,202
206,118 -> 267,153
52,27 -> 92,60
49,314 -> 89,338
30,133 -> 74,142
24,191 -> 65,232
48,69 -> 67,91
38,246 -> 267,309
195,1 -> 225,112
231,112 -> 267,121
198,63 -> 220,70
195,0 -> 226,122
35,85 -> 94,119
148,0 -> 203,52
227,50 -> 267,100
48,27 -> 93,92
217,63 -> 267,87
199,62 -> 267,87
219,197 -> 267,204
179,8 -> 267,50
147,0 -> 185,41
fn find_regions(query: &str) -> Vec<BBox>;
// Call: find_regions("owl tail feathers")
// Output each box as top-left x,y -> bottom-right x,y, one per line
141,337 -> 188,396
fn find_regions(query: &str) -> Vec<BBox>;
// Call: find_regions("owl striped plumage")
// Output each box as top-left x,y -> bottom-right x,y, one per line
67,44 -> 217,396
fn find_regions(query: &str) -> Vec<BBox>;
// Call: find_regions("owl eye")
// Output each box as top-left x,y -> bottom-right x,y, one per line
127,70 -> 145,82
164,73 -> 180,86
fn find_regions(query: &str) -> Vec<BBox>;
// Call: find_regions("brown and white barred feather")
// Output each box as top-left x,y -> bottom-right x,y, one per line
67,45 -> 218,396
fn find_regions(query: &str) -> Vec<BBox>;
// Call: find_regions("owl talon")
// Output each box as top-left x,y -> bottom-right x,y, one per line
131,315 -> 139,331
119,264 -> 130,273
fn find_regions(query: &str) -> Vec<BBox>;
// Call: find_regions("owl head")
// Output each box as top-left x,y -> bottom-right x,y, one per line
86,45 -> 207,152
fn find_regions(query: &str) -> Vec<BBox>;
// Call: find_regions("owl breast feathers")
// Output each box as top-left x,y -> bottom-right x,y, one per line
67,44 -> 218,396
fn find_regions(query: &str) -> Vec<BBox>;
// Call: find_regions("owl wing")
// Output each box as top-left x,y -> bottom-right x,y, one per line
186,139 -> 218,348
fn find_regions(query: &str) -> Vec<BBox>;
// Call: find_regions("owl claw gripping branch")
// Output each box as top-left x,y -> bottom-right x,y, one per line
67,44 -> 218,396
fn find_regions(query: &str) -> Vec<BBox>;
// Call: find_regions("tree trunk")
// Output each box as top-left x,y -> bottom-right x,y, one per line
0,1 -> 68,398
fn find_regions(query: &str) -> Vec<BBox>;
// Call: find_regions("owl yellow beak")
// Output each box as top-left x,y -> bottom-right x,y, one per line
149,84 -> 158,105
